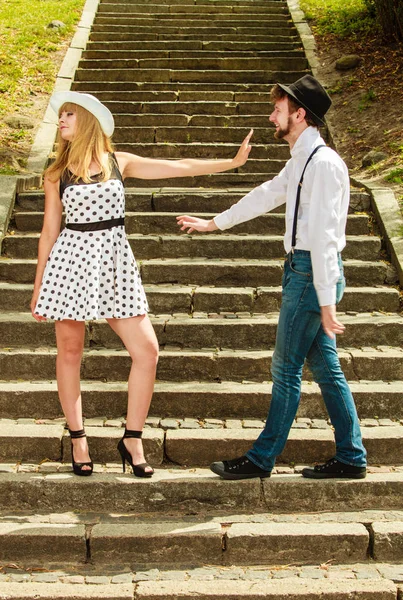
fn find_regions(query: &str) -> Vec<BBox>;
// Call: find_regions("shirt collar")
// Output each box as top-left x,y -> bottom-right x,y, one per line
290,126 -> 323,158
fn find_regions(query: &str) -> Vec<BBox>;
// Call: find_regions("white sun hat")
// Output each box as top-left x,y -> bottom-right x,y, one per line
50,91 -> 115,137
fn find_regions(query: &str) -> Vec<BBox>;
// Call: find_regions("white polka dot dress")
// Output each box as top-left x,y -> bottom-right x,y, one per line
35,157 -> 149,321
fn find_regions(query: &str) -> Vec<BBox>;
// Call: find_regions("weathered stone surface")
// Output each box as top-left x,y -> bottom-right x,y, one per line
164,427 -> 403,466
91,521 -> 222,565
135,579 -> 396,598
0,422 -> 63,462
335,54 -> 362,70
0,583 -> 133,598
372,521 -> 403,560
0,470 -> 263,513
225,522 -> 368,564
362,151 -> 388,168
4,116 -> 35,130
0,522 -> 85,562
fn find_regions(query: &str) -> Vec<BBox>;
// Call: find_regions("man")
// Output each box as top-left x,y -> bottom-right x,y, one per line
177,74 -> 367,481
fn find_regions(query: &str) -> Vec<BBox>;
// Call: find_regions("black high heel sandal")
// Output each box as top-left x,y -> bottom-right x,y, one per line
69,428 -> 93,477
117,429 -> 154,478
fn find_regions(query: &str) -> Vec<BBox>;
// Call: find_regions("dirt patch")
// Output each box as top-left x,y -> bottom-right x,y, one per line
314,32 -> 403,204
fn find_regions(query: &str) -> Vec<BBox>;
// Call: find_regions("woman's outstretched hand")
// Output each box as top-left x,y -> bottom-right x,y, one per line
176,215 -> 218,234
232,129 -> 253,168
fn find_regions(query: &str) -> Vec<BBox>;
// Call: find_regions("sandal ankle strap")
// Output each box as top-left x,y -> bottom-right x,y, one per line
123,429 -> 142,439
69,428 -> 86,439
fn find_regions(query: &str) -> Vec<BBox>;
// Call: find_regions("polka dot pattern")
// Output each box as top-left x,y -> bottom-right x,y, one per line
34,177 -> 149,321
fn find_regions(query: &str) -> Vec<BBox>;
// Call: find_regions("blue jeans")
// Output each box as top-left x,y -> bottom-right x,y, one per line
246,250 -> 367,471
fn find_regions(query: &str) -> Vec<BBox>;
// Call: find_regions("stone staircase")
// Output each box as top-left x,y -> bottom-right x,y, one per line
1,0 -> 403,597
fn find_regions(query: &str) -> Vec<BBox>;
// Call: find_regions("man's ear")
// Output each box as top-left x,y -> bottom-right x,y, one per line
296,106 -> 307,122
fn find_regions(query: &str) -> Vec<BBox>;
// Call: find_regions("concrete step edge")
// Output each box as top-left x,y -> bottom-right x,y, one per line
0,579 -> 397,599
0,518 -> 372,567
1,380 -> 402,393
1,312 -> 402,326
0,470 -> 403,515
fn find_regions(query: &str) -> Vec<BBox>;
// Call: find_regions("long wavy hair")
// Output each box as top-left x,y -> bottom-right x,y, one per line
45,102 -> 114,184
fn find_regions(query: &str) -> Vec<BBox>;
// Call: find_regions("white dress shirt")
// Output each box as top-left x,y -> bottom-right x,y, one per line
214,126 -> 350,307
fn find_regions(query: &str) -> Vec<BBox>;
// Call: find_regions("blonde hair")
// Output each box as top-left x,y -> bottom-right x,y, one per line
45,102 -> 114,184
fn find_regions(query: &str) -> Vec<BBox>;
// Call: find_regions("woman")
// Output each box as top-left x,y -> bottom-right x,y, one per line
31,91 -> 252,478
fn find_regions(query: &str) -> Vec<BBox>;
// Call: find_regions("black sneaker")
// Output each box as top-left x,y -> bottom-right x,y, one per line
210,455 -> 271,480
302,457 -> 366,479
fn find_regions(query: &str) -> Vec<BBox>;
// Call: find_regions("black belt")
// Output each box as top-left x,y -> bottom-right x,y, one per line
65,217 -> 125,232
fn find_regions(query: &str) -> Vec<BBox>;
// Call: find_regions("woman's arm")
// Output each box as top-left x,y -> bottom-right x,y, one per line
115,129 -> 253,180
31,177 -> 63,321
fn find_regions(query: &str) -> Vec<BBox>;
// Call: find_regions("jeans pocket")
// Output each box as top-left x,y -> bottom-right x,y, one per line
289,260 -> 312,278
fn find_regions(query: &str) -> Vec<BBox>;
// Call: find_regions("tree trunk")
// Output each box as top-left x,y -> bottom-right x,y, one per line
374,0 -> 403,43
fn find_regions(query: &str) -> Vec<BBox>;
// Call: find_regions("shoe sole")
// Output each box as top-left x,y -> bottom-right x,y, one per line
210,463 -> 271,480
302,470 -> 367,480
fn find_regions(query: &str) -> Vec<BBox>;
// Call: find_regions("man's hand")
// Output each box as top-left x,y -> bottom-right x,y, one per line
321,305 -> 345,339
176,215 -> 218,234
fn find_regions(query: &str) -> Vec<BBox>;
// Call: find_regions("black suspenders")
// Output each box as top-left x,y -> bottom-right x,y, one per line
291,144 -> 326,252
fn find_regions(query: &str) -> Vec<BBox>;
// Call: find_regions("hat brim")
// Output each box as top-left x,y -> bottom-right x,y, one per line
277,83 -> 326,126
50,91 -> 115,137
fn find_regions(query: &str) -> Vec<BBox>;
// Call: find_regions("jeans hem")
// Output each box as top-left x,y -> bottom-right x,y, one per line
334,455 -> 367,468
245,451 -> 273,472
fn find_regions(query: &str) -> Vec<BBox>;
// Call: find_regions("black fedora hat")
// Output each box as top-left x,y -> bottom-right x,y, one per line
278,74 -> 332,126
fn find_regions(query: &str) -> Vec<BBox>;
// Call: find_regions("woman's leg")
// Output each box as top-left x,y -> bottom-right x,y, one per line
54,320 -> 90,467
107,314 -> 159,471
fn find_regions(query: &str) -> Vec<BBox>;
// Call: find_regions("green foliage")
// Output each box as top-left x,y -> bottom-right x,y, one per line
385,168 -> 403,185
358,88 -> 377,111
0,0 -> 85,116
300,0 -> 377,37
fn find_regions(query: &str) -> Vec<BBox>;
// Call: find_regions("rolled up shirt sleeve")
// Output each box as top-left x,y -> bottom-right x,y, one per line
214,164 -> 289,231
307,158 -> 347,306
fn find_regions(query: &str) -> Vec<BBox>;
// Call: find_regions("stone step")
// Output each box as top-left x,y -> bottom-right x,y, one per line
0,578 -> 397,600
83,49 -> 305,60
12,211 -> 371,236
14,188 -> 371,214
2,233 -> 381,261
78,58 -> 308,72
0,282 -> 398,314
0,583 -> 134,600
0,420 -> 402,466
164,426 -> 403,467
70,92 -> 277,105
97,100 -> 271,115
75,68 -> 307,84
101,99 -> 273,114
1,469 -> 403,515
101,0 -> 286,5
1,312 -> 401,350
94,579 -> 399,599
46,172 -> 280,189
94,14 -> 292,24
98,3 -> 290,14
109,127 -> 288,144
89,32 -> 299,42
1,380 -> 401,420
91,24 -> 297,36
0,516 -> 371,567
71,81 -> 283,92
0,258 -> 388,287
1,347 -> 401,382
87,40 -> 301,51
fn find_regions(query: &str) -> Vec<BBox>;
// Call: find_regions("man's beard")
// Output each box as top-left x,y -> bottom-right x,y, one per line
273,116 -> 293,140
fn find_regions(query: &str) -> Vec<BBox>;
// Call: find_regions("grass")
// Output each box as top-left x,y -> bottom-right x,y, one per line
0,0 -> 85,172
299,0 -> 376,38
385,169 -> 403,186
